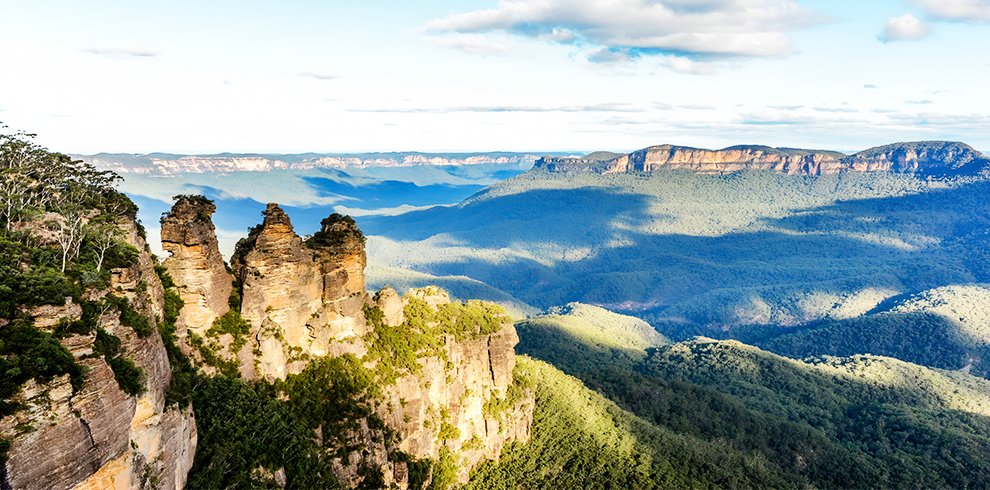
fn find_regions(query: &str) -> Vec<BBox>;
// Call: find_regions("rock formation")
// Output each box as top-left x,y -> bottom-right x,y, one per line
226,204 -> 369,380
537,141 -> 990,177
1,216 -> 196,490
163,200 -> 533,487
346,288 -> 533,487
160,196 -> 233,353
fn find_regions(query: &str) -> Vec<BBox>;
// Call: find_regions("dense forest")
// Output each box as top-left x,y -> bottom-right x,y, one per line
514,306 -> 990,489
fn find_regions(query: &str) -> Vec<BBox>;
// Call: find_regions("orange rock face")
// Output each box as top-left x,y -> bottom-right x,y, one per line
537,141 -> 990,177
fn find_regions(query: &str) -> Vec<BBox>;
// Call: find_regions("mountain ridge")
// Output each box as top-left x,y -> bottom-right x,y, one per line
536,141 -> 990,176
78,151 -> 567,175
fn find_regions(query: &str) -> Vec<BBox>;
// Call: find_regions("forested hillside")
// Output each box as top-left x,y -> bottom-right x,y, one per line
362,168 -> 990,331
513,306 -> 990,489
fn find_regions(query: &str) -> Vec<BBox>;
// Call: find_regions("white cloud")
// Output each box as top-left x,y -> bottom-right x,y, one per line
910,0 -> 990,22
299,72 -> 338,80
82,47 -> 159,58
426,0 -> 824,67
880,14 -> 930,42
430,33 -> 511,56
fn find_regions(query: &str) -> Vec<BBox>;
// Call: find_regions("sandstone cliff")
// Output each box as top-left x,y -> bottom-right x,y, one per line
536,141 -> 990,177
1,217 -> 196,490
226,204 -> 369,380
163,199 -> 533,488
160,196 -> 233,362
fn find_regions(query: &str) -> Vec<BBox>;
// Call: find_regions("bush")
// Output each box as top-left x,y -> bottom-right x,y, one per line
92,329 -> 144,396
0,318 -> 85,416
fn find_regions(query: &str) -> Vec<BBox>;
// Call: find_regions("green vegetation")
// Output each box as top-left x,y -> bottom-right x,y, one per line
186,375 -> 341,489
364,294 -> 508,384
154,264 -> 198,407
513,306 -> 990,489
187,331 -> 241,378
92,329 -> 144,396
188,354 -> 407,489
763,311 -> 978,372
468,357 -> 790,489
306,213 -> 366,248
206,309 -> 252,355
105,295 -> 154,338
644,340 -> 990,488
0,318 -> 85,416
482,370 -> 531,421
363,168 -> 990,329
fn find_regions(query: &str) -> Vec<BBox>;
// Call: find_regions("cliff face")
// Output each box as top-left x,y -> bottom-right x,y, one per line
227,204 -> 368,380
164,200 -> 533,488
537,141 -> 990,176
1,218 -> 196,490
342,288 -> 533,487
160,196 -> 233,356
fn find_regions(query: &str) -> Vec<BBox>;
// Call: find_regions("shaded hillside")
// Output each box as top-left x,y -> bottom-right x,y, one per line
761,285 -> 990,377
512,304 -> 990,489
363,169 -> 990,328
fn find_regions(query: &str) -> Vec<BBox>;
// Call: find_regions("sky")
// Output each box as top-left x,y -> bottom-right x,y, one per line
0,0 -> 988,154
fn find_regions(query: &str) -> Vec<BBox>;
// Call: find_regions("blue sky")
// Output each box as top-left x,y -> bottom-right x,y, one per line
0,0 -> 988,154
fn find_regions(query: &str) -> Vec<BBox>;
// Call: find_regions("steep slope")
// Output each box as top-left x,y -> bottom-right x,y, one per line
0,134 -> 196,490
161,197 -> 534,488
466,357 -> 792,489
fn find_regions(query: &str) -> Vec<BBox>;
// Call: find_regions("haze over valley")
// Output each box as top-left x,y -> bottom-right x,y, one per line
5,1 -> 990,488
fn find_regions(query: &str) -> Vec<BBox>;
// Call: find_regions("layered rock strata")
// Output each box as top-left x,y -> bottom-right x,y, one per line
160,196 -> 233,346
163,200 -> 534,487
537,141 -> 990,176
1,217 -> 197,490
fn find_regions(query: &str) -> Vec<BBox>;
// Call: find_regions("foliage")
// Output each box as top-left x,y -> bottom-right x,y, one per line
762,311 -> 979,373
306,213 -> 365,248
187,331 -> 241,378
277,354 -> 383,454
513,305 -> 990,489
104,295 -> 154,338
0,234 -> 80,319
0,318 -> 85,416
154,264 -> 197,408
642,340 -> 990,488
161,194 -> 215,223
92,329 -> 144,396
429,447 -> 459,490
186,376 -> 341,489
362,169 -> 990,328
188,353 -> 394,488
363,303 -> 444,384
206,309 -> 252,354
467,357 -> 790,489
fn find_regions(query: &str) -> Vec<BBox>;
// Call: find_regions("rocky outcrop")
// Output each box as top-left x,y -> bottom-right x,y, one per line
536,141 -> 990,177
226,204 -> 368,380
331,289 -> 533,488
2,216 -> 196,490
160,200 -> 533,487
160,196 -> 233,346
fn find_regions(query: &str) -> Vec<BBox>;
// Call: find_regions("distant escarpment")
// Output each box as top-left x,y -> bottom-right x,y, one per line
79,152 -> 548,174
162,197 -> 533,488
536,141 -> 990,176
